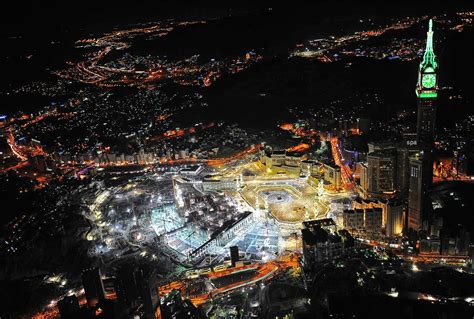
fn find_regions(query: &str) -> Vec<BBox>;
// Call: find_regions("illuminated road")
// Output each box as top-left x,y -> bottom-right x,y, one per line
53,20 -> 261,89
404,254 -> 468,266
292,16 -> 427,62
4,109 -> 73,162
0,161 -> 29,174
159,256 -> 298,306
329,137 -> 354,189
6,129 -> 29,161
158,143 -> 262,167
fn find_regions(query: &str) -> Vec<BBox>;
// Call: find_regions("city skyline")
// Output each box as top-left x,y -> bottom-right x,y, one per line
1,2 -> 474,319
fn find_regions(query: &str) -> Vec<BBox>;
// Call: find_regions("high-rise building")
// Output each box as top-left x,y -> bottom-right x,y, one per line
342,209 -> 365,232
159,289 -> 203,319
358,162 -> 369,197
136,266 -> 160,319
420,237 -> 441,254
408,19 -> 439,231
408,153 -> 426,230
302,219 -> 346,269
396,147 -> 419,197
415,20 -> 438,194
385,200 -> 404,236
367,150 -> 396,194
323,163 -> 342,189
364,208 -> 383,234
416,19 -> 438,154
81,267 -> 106,308
115,263 -> 160,318
57,295 -> 81,318
417,20 -> 438,172
115,264 -> 140,310
230,246 -> 239,267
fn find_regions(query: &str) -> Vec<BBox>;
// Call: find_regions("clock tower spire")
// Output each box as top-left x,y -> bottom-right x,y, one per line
416,19 -> 438,98
420,19 -> 437,71
409,19 -> 439,231
416,18 -> 438,148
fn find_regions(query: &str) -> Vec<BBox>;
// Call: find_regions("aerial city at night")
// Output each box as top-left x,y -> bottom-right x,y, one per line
1,1 -> 474,318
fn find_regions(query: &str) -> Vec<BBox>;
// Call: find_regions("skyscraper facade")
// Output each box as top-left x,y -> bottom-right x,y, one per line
367,150 -> 396,195
81,267 -> 106,308
114,263 -> 160,318
386,200 -> 404,236
416,19 -> 438,153
409,19 -> 439,231
408,152 -> 427,230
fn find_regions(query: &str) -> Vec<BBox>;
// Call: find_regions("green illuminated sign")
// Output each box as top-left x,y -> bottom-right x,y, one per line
422,74 -> 436,88
419,91 -> 437,98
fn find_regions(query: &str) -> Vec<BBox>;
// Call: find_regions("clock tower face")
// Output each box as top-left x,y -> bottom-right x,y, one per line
422,73 -> 436,89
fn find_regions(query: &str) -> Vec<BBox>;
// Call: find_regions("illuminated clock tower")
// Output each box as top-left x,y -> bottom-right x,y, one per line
408,19 -> 438,231
416,19 -> 438,153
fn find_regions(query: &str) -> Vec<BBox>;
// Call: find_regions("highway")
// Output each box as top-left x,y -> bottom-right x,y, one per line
329,137 -> 354,189
157,144 -> 262,167
159,256 -> 299,306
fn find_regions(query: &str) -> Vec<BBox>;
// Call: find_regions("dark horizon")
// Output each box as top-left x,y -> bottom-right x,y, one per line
2,0 -> 472,34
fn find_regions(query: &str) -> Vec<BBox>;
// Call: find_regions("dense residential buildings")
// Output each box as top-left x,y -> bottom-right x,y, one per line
342,208 -> 383,236
302,219 -> 352,269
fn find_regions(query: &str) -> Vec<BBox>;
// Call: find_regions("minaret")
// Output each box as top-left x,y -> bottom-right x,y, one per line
409,19 -> 438,231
